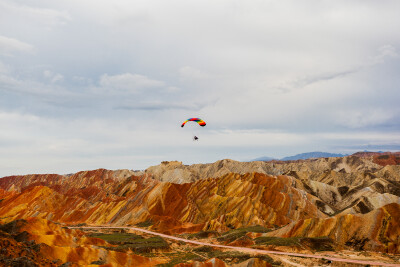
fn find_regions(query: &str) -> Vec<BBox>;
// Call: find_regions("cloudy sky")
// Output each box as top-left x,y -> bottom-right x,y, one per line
1,0 -> 400,176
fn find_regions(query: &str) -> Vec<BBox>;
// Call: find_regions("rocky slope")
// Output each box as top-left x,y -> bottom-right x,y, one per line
265,202 -> 400,253
144,160 -> 280,183
145,154 -> 400,186
145,154 -> 400,217
0,171 -> 325,233
0,217 -> 161,266
0,151 -> 399,265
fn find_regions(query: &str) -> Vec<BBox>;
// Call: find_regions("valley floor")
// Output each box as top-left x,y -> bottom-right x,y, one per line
72,225 -> 400,267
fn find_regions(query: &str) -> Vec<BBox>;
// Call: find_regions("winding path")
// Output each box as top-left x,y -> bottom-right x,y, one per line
72,226 -> 400,266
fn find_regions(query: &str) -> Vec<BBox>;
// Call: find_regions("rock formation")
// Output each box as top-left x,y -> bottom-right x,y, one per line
0,172 -> 325,232
0,217 -> 161,266
0,151 -> 399,265
265,203 -> 400,253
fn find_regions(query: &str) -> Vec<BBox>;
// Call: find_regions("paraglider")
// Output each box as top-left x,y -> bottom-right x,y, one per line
181,118 -> 206,127
181,118 -> 206,141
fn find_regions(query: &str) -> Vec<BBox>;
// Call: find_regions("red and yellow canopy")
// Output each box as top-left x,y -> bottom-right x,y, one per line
181,118 -> 206,127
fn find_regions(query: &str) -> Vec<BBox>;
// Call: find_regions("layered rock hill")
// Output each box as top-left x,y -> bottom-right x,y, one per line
145,154 -> 400,184
145,153 -> 400,216
265,202 -> 400,253
0,151 -> 399,258
0,217 -> 161,266
0,170 -> 325,233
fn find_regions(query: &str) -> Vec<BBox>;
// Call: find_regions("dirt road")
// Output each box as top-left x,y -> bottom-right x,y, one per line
73,226 -> 400,266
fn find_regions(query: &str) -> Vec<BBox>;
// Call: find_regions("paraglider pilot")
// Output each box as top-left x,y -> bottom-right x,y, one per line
181,118 -> 205,141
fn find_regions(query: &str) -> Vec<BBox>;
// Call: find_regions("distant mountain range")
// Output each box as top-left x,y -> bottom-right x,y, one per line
251,156 -> 276,161
252,151 -> 347,162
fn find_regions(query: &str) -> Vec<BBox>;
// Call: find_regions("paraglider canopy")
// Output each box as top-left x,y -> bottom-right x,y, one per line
181,118 -> 206,127
181,118 -> 206,141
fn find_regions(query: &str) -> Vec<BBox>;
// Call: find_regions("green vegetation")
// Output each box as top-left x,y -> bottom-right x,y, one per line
255,236 -> 335,252
91,230 -> 284,266
208,250 -> 251,263
157,245 -> 281,266
92,232 -> 169,253
187,250 -> 281,266
255,236 -> 302,246
157,252 -> 204,267
300,237 -> 336,251
110,236 -> 169,253
193,246 -> 214,253
89,233 -> 142,244
181,225 -> 271,242
217,225 -> 271,243
135,219 -> 154,227
183,230 -> 219,239
240,225 -> 274,233
157,250 -> 253,267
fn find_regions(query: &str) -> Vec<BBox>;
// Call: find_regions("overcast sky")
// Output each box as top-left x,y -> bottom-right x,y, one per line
1,0 -> 400,176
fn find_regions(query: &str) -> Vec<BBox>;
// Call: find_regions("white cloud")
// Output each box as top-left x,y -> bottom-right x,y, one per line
0,1 -> 71,29
0,71 -> 71,97
43,70 -> 64,83
0,35 -> 34,56
97,73 -> 165,94
0,61 -> 9,74
72,76 -> 93,85
1,1 -> 400,176
273,45 -> 399,94
203,129 -> 306,147
166,86 -> 181,93
116,101 -> 205,111
335,108 -> 396,129
179,66 -> 209,81
319,131 -> 400,142
0,111 -> 40,126
370,45 -> 399,65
